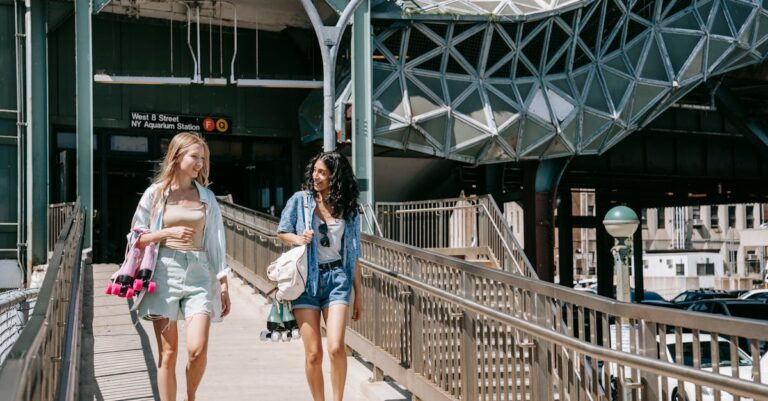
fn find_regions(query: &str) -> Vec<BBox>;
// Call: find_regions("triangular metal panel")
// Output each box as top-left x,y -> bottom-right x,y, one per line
518,118 -> 555,156
725,0 -> 754,34
451,115 -> 489,148
498,117 -> 521,152
706,39 -> 734,71
640,36 -> 671,82
664,9 -> 702,30
584,71 -> 610,112
453,139 -> 489,161
445,78 -> 474,104
680,43 -> 705,83
477,137 -> 515,163
559,115 -> 579,148
662,32 -> 703,76
542,135 -> 575,159
377,78 -> 408,118
406,77 -> 442,117
416,113 -> 449,150
486,88 -> 521,129
598,124 -> 630,153
580,111 -> 611,147
629,83 -> 666,120
624,33 -> 649,74
696,0 -> 716,27
602,68 -> 632,113
710,2 -> 733,37
455,88 -> 489,127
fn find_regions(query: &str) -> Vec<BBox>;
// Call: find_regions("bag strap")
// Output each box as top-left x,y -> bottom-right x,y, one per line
303,191 -> 311,231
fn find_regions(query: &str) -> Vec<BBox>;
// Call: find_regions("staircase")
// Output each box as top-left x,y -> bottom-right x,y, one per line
375,193 -> 535,278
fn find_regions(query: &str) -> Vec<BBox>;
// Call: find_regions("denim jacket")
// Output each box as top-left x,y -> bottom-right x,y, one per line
127,181 -> 230,322
277,191 -> 361,297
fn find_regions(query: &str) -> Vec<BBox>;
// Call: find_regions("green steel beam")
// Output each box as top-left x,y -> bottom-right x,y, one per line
711,82 -> 768,154
26,0 -> 48,266
352,0 -> 373,226
324,0 -> 348,14
534,158 -> 570,193
76,0 -> 92,249
93,0 -> 111,14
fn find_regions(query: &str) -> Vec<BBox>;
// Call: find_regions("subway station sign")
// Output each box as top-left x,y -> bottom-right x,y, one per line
130,111 -> 231,133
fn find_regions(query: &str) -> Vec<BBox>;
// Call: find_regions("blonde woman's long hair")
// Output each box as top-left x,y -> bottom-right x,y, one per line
152,132 -> 210,204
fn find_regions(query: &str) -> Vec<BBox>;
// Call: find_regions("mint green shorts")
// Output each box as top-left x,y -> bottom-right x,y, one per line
138,247 -> 216,321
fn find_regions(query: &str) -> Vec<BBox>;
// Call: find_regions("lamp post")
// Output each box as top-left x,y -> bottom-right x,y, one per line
603,206 -> 640,303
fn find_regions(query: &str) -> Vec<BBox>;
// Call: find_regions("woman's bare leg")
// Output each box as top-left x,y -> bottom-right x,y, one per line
295,308 -> 325,401
153,319 -> 178,401
323,305 -> 349,401
184,314 -> 211,401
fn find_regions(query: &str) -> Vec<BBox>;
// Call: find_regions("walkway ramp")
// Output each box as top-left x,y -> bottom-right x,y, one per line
221,197 -> 768,401
80,264 -> 405,401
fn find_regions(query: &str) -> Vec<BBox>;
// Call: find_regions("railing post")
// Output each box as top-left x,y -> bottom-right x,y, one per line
461,272 -> 478,401
370,267 -> 385,382
532,293 -> 553,401
639,321 -> 658,400
411,257 -> 423,375
372,270 -> 382,346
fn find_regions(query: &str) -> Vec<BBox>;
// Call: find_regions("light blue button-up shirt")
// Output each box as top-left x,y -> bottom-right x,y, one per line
277,191 -> 361,297
127,181 -> 230,321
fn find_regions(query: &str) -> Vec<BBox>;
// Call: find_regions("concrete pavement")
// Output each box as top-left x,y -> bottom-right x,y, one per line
79,263 -> 408,401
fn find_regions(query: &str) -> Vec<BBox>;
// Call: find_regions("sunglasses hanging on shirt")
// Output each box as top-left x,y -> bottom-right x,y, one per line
318,222 -> 330,247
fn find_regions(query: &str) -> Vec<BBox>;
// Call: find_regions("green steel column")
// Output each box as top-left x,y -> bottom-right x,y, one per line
76,0 -> 92,248
26,0 -> 48,266
351,0 -> 374,224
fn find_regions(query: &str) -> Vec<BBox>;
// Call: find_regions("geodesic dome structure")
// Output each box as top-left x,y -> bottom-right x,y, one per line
301,0 -> 768,163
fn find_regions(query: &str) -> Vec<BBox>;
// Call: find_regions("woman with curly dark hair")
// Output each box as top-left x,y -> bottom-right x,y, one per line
276,151 -> 362,401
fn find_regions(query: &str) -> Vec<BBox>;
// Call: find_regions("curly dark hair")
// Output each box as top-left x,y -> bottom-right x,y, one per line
302,151 -> 360,220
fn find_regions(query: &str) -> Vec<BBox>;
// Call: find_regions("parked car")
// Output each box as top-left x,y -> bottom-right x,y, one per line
670,289 -> 738,308
578,286 -> 674,306
739,288 -> 768,303
662,333 -> 756,401
686,299 -> 768,356
631,289 -> 684,308
687,299 -> 768,320
605,333 -> 760,401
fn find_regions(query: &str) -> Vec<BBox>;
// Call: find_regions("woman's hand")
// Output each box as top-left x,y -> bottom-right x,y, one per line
277,230 -> 314,247
165,226 -> 195,242
220,288 -> 231,317
298,229 -> 314,245
351,291 -> 363,321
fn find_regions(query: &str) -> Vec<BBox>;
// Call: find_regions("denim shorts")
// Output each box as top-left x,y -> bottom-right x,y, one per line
138,247 -> 216,321
292,263 -> 351,310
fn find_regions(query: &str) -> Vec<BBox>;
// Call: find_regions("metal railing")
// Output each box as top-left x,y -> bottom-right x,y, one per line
0,289 -> 38,365
220,197 -> 768,401
219,200 -> 288,291
376,195 -> 536,278
47,202 -> 76,254
0,201 -> 85,401
360,203 -> 383,236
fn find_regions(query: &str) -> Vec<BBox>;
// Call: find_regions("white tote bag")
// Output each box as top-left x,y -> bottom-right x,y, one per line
267,192 -> 310,302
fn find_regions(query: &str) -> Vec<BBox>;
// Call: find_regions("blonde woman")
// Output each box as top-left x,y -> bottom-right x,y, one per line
127,132 -> 231,401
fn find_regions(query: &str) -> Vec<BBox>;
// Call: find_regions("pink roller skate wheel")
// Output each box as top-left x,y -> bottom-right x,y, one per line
110,283 -> 120,295
126,288 -> 135,298
105,284 -> 112,295
133,280 -> 143,291
147,282 -> 157,293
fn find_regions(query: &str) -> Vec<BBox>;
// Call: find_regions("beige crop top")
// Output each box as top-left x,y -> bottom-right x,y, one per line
162,203 -> 206,250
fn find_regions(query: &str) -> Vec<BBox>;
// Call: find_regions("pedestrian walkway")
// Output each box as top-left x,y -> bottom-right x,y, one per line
79,264 -> 408,401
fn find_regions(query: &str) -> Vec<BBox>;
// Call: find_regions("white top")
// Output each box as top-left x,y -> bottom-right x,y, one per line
314,217 -> 345,263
